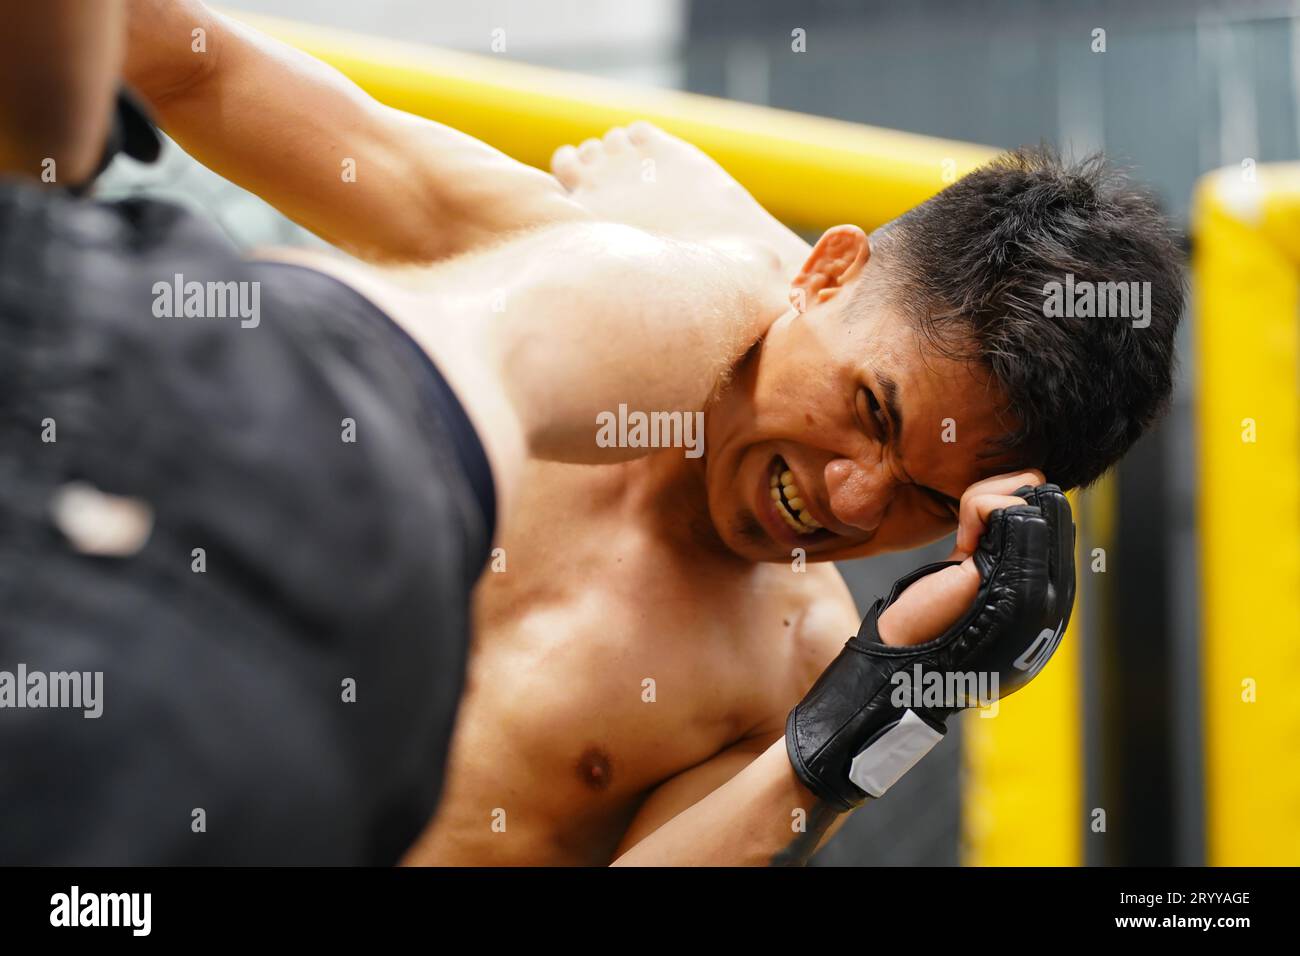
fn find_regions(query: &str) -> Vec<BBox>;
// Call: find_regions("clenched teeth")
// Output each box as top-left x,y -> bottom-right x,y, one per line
770,460 -> 822,535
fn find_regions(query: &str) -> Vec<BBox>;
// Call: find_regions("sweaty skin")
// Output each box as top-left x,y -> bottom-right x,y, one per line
122,7 -> 1043,865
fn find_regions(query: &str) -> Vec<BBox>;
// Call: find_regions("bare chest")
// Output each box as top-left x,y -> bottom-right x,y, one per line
418,464 -> 819,862
469,519 -> 795,795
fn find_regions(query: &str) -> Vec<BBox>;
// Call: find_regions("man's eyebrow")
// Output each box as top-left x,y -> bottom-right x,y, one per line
877,370 -> 960,515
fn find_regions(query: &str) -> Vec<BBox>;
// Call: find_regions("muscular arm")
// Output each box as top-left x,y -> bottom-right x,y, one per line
124,0 -> 585,261
610,474 -> 1055,865
612,735 -> 850,866
612,572 -> 861,866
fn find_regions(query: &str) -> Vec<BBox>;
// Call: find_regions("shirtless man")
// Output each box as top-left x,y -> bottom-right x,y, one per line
4,1 -> 800,865
123,2 -> 1183,865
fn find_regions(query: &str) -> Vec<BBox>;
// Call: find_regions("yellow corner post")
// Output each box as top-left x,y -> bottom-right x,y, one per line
233,10 -> 1082,864
962,492 -> 1085,867
1193,163 -> 1300,866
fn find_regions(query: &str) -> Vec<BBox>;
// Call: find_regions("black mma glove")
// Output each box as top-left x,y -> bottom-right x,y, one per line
785,483 -> 1075,811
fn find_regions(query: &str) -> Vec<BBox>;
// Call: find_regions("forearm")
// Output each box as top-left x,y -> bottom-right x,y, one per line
613,738 -> 845,866
127,3 -> 583,261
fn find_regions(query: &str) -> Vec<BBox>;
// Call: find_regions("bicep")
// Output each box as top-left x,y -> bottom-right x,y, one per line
615,734 -> 778,856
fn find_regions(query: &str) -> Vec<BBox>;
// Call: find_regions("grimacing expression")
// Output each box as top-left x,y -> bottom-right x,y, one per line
702,238 -> 1017,563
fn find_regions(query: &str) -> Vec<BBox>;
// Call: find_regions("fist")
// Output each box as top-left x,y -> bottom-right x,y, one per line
878,469 -> 1046,646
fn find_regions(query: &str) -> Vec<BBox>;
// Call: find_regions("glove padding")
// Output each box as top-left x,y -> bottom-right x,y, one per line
785,484 -> 1075,811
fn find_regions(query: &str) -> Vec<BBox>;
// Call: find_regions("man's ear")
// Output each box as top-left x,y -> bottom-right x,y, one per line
790,225 -> 870,310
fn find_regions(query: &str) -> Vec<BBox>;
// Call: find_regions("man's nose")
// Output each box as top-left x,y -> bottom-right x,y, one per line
825,459 -> 897,534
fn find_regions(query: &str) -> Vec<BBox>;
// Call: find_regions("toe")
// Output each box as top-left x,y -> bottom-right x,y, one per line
578,138 -> 603,164
551,144 -> 582,189
602,127 -> 631,152
627,120 -> 662,146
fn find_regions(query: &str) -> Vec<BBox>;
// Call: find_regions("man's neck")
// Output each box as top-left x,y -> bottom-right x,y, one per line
621,450 -> 748,564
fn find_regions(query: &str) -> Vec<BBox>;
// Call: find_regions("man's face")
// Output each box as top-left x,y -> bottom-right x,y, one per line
703,235 -> 1016,563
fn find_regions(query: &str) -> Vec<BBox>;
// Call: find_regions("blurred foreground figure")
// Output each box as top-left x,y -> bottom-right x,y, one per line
0,1 -> 783,863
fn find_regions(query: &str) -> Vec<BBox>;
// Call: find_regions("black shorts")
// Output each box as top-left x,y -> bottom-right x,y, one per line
0,182 -> 494,864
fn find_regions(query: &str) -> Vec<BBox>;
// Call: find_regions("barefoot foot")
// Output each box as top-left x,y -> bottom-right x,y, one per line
551,122 -> 810,275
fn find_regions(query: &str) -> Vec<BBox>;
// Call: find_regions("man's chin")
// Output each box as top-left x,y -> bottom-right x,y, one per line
721,510 -> 940,563
722,511 -> 856,563
706,512 -> 767,561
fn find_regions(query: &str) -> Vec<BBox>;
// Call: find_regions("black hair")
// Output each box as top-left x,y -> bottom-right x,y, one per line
872,145 -> 1185,490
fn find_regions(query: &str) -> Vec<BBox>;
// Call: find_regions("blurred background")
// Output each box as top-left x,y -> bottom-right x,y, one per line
101,0 -> 1300,866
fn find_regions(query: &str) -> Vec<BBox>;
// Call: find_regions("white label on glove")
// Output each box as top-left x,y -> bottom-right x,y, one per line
848,710 -> 945,798
1013,622 -> 1066,678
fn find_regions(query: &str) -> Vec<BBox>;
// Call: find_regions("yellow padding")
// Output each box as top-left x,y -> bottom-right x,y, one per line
231,10 -> 997,233
1193,163 -> 1300,866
